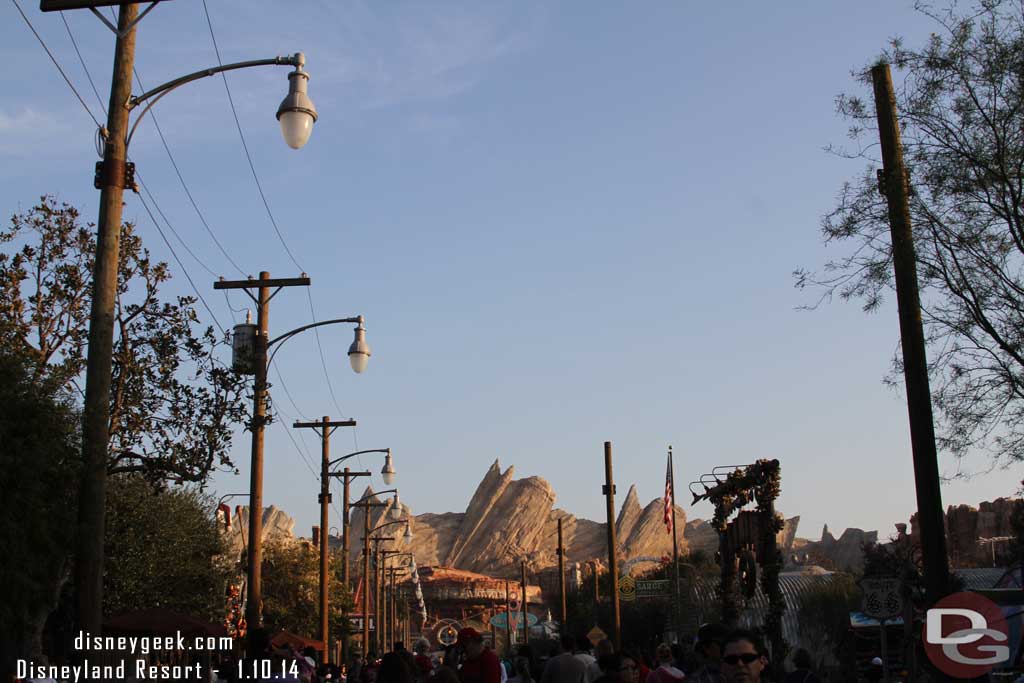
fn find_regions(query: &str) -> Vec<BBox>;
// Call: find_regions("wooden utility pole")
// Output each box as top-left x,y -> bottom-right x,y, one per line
351,500 -> 385,659
337,466 -> 369,663
505,581 -> 513,652
603,442 -> 622,650
557,518 -> 567,631
871,63 -> 951,606
520,561 -> 529,646
293,417 -> 357,663
76,2 -> 139,637
215,272 -> 311,631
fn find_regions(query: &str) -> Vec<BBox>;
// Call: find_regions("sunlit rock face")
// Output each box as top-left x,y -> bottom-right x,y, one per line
368,460 -> 692,579
223,505 -> 297,557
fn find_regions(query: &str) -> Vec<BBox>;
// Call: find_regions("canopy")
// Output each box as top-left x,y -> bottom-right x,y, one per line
271,630 -> 324,653
105,608 -> 226,637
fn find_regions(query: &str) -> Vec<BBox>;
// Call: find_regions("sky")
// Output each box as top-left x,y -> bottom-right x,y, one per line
2,1 -> 1020,546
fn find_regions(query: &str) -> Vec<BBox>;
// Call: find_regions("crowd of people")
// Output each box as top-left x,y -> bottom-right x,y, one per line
334,623 -> 820,683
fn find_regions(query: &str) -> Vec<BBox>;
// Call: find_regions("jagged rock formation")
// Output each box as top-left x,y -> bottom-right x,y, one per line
223,505 -> 296,557
229,469 -> 1020,579
911,497 -> 1022,567
356,460 -> 690,578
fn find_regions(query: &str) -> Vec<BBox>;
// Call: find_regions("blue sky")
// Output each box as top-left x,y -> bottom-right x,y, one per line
3,1 -> 1018,544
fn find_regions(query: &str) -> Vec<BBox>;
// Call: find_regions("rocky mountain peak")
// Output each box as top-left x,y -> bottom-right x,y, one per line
616,485 -> 642,540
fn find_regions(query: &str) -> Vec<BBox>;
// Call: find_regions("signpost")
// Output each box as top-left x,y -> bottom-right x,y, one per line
860,577 -> 903,683
636,579 -> 671,599
618,575 -> 636,603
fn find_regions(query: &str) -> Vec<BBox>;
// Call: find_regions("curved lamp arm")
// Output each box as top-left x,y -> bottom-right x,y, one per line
266,316 -> 363,366
125,54 -> 305,148
217,492 -> 249,508
371,518 -> 410,537
351,488 -> 398,508
329,448 -> 387,470
331,447 -> 395,486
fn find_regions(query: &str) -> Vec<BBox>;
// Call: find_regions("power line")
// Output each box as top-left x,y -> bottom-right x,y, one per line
130,72 -> 248,278
200,1 -> 365,464
60,11 -> 106,116
12,0 -> 100,127
60,13 -> 250,321
135,179 -> 227,337
200,0 -> 304,271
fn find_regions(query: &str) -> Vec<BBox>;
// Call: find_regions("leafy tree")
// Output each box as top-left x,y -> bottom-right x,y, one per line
797,1 -> 1024,466
260,539 -> 353,641
0,352 -> 79,673
103,475 -> 232,622
0,196 -> 247,483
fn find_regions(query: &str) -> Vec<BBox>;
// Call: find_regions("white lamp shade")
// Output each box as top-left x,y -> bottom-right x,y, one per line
279,110 -> 314,149
277,66 -> 317,150
348,324 -> 371,374
404,524 -> 413,542
381,451 -> 396,485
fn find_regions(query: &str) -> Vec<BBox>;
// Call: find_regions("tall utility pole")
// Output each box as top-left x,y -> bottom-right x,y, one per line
603,441 -> 622,650
77,2 -> 139,637
352,500 -> 386,659
557,518 -> 567,630
293,417 -> 357,663
504,581 -> 512,652
215,272 -> 311,630
337,466 -> 369,663
520,561 -> 529,646
871,63 -> 951,606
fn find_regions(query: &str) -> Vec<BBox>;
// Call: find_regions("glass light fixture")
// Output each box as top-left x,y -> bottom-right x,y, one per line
380,449 -> 395,485
277,53 -> 317,149
403,522 -> 413,543
391,492 -> 402,519
348,321 -> 371,374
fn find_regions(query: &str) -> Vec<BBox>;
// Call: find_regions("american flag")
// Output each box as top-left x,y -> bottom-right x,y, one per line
663,449 -> 674,534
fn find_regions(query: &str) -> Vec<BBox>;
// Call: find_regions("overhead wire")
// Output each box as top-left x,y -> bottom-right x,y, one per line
16,0 -> 226,337
200,0 -> 366,463
135,183 -> 227,337
12,0 -> 100,128
59,8 -> 248,324
26,1 -> 352,530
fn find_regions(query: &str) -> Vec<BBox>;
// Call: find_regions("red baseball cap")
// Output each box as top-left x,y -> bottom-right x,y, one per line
457,627 -> 482,645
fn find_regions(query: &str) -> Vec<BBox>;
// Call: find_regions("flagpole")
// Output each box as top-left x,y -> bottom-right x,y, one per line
669,446 -> 681,644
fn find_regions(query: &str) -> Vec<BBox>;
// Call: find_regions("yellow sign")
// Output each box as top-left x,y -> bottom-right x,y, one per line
586,626 -> 607,647
618,574 -> 636,602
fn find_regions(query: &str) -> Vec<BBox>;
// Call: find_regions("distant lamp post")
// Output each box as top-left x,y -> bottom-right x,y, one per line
216,271 -> 370,634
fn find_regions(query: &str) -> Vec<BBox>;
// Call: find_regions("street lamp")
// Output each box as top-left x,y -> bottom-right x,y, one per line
128,53 -> 317,150
350,500 -> 408,659
74,5 -> 321,634
216,272 -> 370,635
276,55 -> 318,149
297,446 -> 396,664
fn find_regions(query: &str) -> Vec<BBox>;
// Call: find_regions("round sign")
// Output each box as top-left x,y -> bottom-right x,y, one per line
922,591 -> 1009,679
438,624 -> 459,646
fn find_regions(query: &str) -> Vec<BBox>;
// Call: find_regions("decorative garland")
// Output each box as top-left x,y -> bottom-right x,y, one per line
706,459 -> 786,666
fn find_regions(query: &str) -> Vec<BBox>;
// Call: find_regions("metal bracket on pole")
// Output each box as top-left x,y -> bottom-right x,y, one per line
89,1 -> 161,37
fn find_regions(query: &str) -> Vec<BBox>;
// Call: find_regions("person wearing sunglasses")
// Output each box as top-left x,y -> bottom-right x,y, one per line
719,631 -> 767,683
